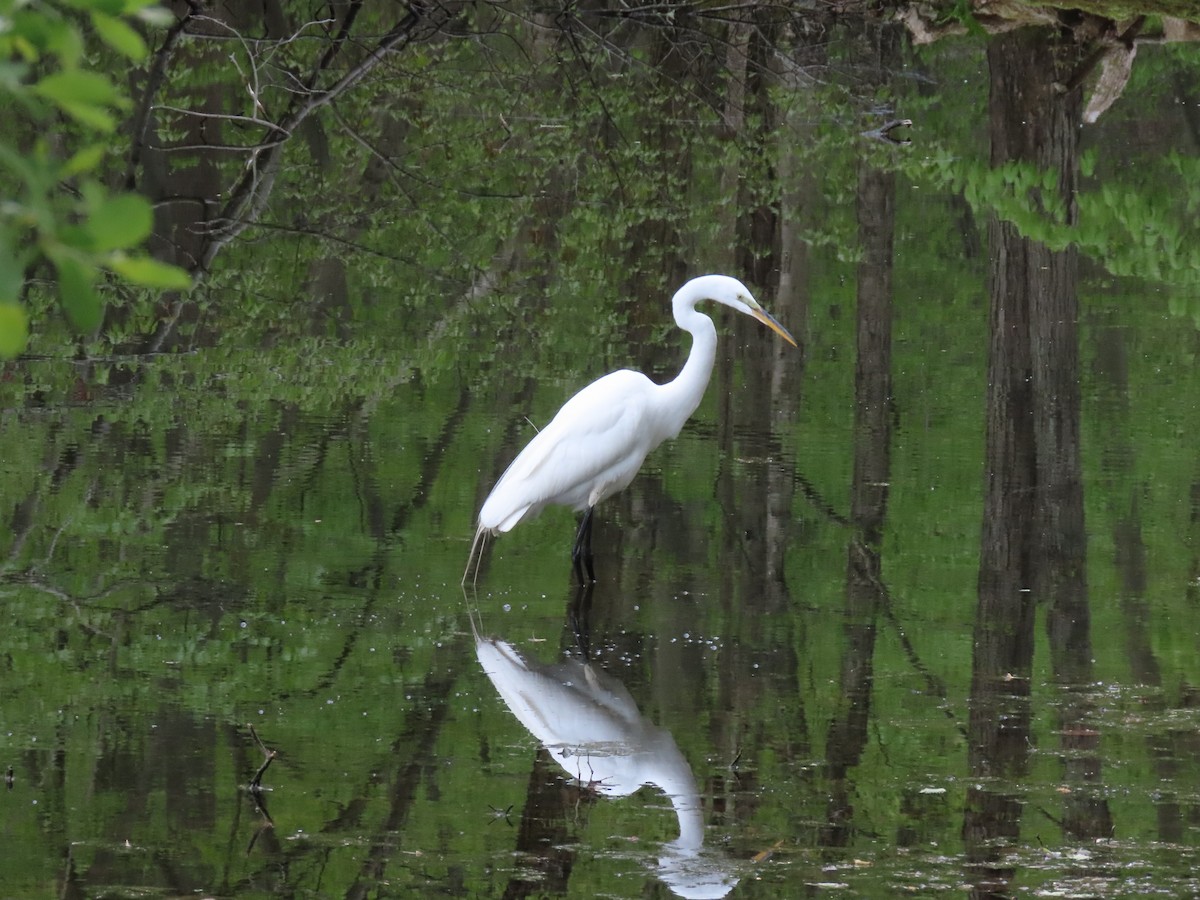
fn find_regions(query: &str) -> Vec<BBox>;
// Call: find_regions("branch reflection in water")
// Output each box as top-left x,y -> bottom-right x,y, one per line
473,600 -> 738,900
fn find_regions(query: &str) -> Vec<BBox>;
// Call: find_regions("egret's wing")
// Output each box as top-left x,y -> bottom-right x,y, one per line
479,370 -> 654,531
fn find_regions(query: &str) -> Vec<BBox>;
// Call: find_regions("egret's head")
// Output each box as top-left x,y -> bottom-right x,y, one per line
678,274 -> 797,347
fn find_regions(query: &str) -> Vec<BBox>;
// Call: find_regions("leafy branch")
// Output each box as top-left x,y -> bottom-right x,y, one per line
0,0 -> 192,359
186,3 -> 468,278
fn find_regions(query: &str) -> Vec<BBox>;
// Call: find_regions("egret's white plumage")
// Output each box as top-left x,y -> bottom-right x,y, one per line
464,274 -> 796,583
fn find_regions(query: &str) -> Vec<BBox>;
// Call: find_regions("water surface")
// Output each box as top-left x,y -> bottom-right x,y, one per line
3,8 -> 1200,899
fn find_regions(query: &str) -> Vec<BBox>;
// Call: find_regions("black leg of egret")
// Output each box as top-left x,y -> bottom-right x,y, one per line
583,512 -> 596,582
568,582 -> 595,659
572,507 -> 596,583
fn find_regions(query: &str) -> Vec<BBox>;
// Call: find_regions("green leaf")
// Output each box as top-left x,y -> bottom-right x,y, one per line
0,303 -> 29,359
135,6 -> 177,27
88,193 -> 153,251
60,144 -> 107,178
107,253 -> 192,289
91,11 -> 148,60
9,9 -> 84,66
0,142 -> 39,189
0,60 -> 31,90
0,238 -> 24,304
56,101 -> 118,132
1080,149 -> 1097,179
34,70 -> 123,105
52,253 -> 104,331
60,0 -> 126,14
33,70 -> 126,129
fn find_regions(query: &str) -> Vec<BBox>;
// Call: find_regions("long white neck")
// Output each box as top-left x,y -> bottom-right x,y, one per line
657,283 -> 719,440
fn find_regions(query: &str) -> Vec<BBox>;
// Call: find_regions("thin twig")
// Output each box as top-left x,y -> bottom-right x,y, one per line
194,5 -> 462,278
247,724 -> 277,791
126,1 -> 200,187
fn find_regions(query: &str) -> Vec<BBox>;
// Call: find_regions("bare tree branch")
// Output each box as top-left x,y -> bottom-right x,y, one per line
125,1 -> 201,188
192,3 -> 467,279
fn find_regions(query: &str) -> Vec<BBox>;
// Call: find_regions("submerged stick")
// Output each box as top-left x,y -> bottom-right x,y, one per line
247,724 -> 277,791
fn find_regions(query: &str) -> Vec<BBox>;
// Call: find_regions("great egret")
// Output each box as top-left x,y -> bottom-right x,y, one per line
464,274 -> 796,584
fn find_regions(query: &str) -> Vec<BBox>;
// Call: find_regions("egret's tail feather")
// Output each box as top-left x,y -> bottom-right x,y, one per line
462,525 -> 490,586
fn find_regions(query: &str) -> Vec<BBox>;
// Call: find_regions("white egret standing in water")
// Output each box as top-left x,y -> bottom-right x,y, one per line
464,274 -> 797,584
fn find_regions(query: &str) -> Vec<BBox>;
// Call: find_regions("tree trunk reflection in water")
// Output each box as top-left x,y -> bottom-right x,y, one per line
715,9 -> 805,596
711,11 -> 810,809
824,151 -> 896,844
500,747 -> 589,899
334,635 -> 467,899
965,28 -> 1111,897
1093,323 -> 1191,843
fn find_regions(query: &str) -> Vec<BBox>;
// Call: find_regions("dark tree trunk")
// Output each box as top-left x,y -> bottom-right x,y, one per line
966,26 -> 1111,897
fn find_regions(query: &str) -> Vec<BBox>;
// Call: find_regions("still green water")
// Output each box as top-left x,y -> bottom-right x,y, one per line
2,9 -> 1200,899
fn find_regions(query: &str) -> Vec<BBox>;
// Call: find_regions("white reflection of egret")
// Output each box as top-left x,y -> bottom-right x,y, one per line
476,636 -> 738,899
464,275 -> 796,584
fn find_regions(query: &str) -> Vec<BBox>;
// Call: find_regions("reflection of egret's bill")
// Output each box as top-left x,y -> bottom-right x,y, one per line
476,636 -> 739,899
